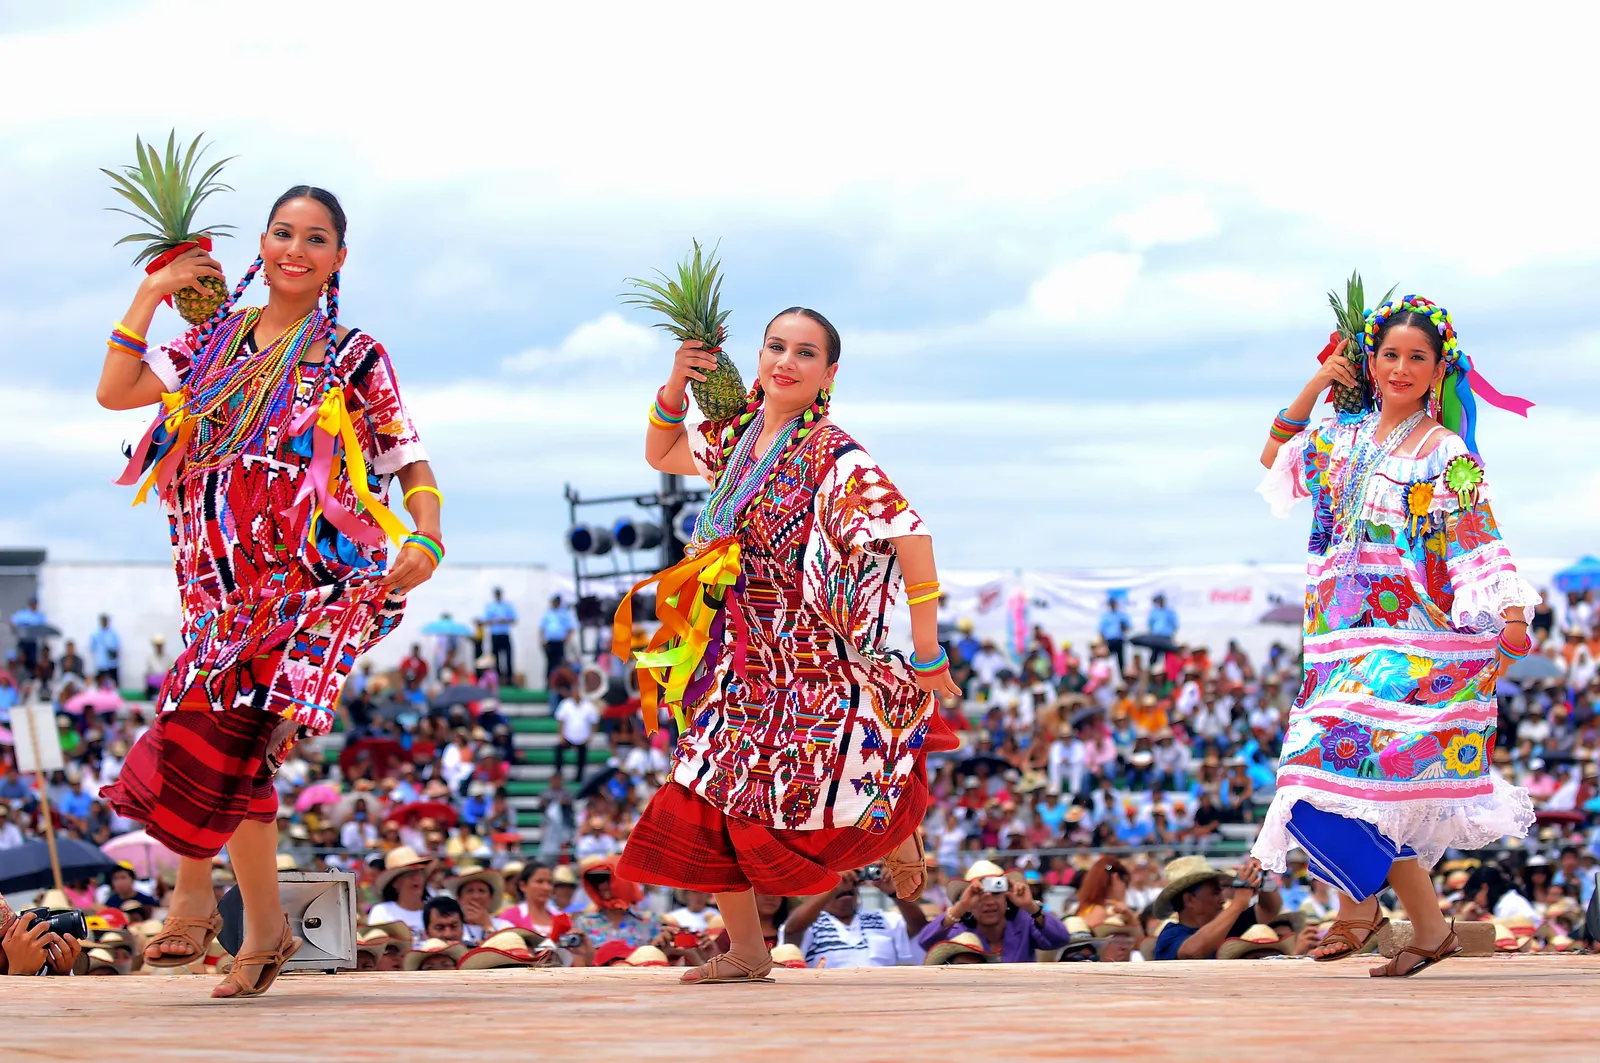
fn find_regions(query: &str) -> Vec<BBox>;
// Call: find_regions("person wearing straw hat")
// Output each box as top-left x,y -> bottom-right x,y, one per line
770,942 -> 809,969
1058,917 -> 1102,962
457,929 -> 544,971
915,861 -> 1073,963
1152,855 -> 1281,961
366,846 -> 435,939
1218,924 -> 1297,961
923,931 -> 996,966
403,938 -> 469,972
446,865 -> 513,945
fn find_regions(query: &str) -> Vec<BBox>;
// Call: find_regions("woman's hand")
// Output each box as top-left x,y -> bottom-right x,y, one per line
382,544 -> 437,597
1308,340 -> 1360,394
913,664 -> 962,700
140,246 -> 226,302
667,340 -> 720,397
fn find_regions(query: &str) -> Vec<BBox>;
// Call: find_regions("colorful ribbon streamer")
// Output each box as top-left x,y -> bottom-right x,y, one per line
285,386 -> 410,551
115,391 -> 193,505
612,539 -> 745,734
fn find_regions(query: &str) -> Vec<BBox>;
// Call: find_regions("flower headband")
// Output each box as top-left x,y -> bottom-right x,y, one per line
1359,293 -> 1532,457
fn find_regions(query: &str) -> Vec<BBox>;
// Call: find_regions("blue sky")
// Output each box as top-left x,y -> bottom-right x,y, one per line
3,1 -> 1596,571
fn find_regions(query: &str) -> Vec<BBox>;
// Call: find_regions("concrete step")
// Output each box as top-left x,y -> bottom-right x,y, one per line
1377,920 -> 1496,958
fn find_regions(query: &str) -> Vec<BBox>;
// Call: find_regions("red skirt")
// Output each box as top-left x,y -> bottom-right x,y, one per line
101,702 -> 297,860
619,714 -> 954,897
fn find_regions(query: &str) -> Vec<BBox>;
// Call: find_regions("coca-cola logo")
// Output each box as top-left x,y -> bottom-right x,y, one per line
1209,587 -> 1253,604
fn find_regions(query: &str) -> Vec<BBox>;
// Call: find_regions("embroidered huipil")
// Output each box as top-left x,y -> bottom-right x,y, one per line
672,419 -> 934,833
1251,413 -> 1537,871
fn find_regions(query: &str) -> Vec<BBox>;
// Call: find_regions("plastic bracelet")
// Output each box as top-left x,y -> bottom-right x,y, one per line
403,485 -> 444,507
648,409 -> 682,431
910,648 -> 949,673
107,338 -> 146,359
1498,631 -> 1532,659
113,321 -> 148,346
655,387 -> 689,419
403,533 -> 444,566
905,580 -> 941,594
1276,408 -> 1310,428
401,541 -> 440,569
906,591 -> 942,606
650,401 -> 686,425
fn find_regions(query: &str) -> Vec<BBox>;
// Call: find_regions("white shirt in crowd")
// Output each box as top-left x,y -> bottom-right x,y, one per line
366,900 -> 428,940
1191,704 -> 1228,739
1493,889 -> 1539,925
440,742 -> 475,793
667,906 -> 718,933
0,819 -> 24,850
1173,679 -> 1203,719
623,744 -> 669,777
460,916 -> 515,945
555,697 -> 601,745
791,909 -> 918,968
1247,704 -> 1282,733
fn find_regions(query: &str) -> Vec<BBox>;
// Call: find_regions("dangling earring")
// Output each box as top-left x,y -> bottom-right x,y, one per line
1429,379 -> 1442,420
263,269 -> 272,288
320,280 -> 330,298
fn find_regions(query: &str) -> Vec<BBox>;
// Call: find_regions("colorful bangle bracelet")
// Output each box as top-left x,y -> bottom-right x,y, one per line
906,591 -> 942,606
655,387 -> 689,419
107,338 -> 146,359
1498,631 -> 1532,659
648,409 -> 683,431
403,485 -> 444,507
906,580 -> 941,594
910,648 -> 949,673
403,533 -> 444,567
651,403 -> 686,425
113,321 -> 148,346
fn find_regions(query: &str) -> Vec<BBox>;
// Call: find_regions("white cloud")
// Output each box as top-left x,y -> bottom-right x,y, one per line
1023,253 -> 1144,326
499,312 -> 670,375
1113,195 -> 1220,250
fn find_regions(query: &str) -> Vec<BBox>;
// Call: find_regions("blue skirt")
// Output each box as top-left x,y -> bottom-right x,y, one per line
1285,801 -> 1416,902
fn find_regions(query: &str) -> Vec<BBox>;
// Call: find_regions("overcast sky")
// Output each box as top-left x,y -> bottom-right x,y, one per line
3,1 -> 1595,572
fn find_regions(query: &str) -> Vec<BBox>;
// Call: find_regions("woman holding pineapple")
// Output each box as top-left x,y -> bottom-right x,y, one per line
613,289 -> 960,984
1251,292 -> 1536,977
96,179 -> 442,999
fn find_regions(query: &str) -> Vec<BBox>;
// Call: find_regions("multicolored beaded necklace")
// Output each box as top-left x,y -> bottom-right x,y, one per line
182,307 -> 330,473
690,409 -> 799,551
1329,408 -> 1425,570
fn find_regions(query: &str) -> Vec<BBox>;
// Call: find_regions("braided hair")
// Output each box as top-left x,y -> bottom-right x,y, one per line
716,307 -> 840,472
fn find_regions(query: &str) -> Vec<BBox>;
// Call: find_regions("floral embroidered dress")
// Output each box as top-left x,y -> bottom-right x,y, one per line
1250,412 -> 1537,894
102,319 -> 424,858
618,419 -> 956,896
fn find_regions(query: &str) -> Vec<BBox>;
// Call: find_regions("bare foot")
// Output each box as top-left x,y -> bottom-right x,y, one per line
679,946 -> 771,984
1309,899 -> 1382,960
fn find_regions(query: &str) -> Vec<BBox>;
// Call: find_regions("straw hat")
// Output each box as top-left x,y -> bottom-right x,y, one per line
924,931 -> 997,966
457,929 -> 541,971
552,865 -> 579,887
1504,914 -> 1537,942
625,945 -> 670,967
37,889 -> 73,911
374,846 -> 433,895
444,865 -> 505,901
365,920 -> 415,947
1153,856 -> 1231,918
770,943 -> 808,969
1267,909 -> 1307,936
1060,917 -> 1099,957
961,859 -> 1006,882
84,947 -> 123,975
1217,924 -> 1296,960
1492,923 -> 1520,952
275,853 -> 299,872
1091,912 -> 1139,939
402,938 -> 469,971
594,940 -> 635,967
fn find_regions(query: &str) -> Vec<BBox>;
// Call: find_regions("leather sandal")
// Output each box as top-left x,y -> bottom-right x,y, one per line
1369,924 -> 1461,978
682,951 -> 774,985
213,918 -> 301,999
882,828 -> 928,901
143,910 -> 224,968
1311,914 -> 1389,963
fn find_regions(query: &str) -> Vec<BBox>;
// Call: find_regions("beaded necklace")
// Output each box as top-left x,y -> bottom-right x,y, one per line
1329,409 -> 1425,569
182,307 -> 330,473
690,410 -> 799,550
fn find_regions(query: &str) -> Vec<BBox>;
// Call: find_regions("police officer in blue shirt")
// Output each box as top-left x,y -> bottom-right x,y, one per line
1146,594 -> 1179,664
481,588 -> 518,686
539,595 -> 577,686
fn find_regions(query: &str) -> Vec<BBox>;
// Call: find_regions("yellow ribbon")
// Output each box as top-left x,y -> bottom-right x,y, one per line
307,387 -> 410,548
132,391 -> 192,506
612,539 -> 741,733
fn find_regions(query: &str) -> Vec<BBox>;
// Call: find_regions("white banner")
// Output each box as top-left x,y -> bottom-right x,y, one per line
11,702 -> 63,774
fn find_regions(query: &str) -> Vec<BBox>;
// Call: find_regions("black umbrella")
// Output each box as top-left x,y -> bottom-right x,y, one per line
376,695 -> 419,722
14,623 -> 61,641
1257,603 -> 1304,626
954,754 -> 1011,777
429,684 -> 488,711
576,767 -> 624,801
0,838 -> 119,894
1129,633 -> 1177,653
1506,656 -> 1565,682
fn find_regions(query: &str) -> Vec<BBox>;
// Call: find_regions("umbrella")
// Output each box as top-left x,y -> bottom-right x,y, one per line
421,617 -> 474,638
294,783 -> 343,812
14,623 -> 61,641
954,754 -> 1012,777
100,829 -> 183,880
1506,655 -> 1566,682
577,767 -> 625,801
1129,633 -> 1177,653
339,738 -> 409,778
1257,603 -> 1304,626
390,800 -> 458,827
1553,556 -> 1600,594
64,689 -> 124,716
430,685 -> 486,711
0,838 -> 119,894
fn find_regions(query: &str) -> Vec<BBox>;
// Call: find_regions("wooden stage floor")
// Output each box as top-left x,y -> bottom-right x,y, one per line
5,956 -> 1595,1062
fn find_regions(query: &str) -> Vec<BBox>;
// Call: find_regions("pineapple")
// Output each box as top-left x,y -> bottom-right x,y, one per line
620,240 -> 747,421
1325,271 -> 1397,417
103,131 -> 235,325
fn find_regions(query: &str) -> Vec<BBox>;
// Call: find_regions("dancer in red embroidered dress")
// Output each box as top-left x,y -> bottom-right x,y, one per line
616,308 -> 961,983
95,188 -> 443,998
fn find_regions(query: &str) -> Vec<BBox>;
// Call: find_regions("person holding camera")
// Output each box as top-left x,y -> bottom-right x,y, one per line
914,860 -> 1074,962
783,868 -> 925,968
0,898 -> 83,976
1152,855 -> 1282,960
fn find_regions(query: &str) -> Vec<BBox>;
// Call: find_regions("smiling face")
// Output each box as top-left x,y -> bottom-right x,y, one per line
260,196 -> 346,296
1371,322 -> 1445,411
758,313 -> 837,409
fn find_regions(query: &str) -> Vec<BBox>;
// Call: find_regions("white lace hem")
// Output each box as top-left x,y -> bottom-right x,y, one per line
1251,774 -> 1535,874
1450,571 -> 1542,633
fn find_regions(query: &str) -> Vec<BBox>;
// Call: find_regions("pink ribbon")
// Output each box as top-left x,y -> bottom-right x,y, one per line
113,410 -> 166,487
1466,366 -> 1534,418
285,400 -> 387,550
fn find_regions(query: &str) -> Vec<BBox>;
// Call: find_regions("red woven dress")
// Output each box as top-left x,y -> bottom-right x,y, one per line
618,420 -> 956,897
102,320 -> 425,859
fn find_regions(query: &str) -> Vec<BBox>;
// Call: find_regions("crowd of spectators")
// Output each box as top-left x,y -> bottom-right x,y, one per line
2,584 -> 1598,974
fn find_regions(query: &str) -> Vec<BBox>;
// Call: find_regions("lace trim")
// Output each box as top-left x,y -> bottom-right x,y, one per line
1450,571 -> 1542,633
1256,427 -> 1315,518
1251,775 -> 1534,874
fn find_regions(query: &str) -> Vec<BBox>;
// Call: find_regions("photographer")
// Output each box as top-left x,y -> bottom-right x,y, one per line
1152,855 -> 1281,960
783,868 -> 925,968
0,899 -> 82,976
914,860 -> 1073,962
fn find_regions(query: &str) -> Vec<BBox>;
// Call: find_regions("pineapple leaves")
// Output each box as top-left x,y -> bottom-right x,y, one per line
104,130 -> 235,260
619,239 -> 728,347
